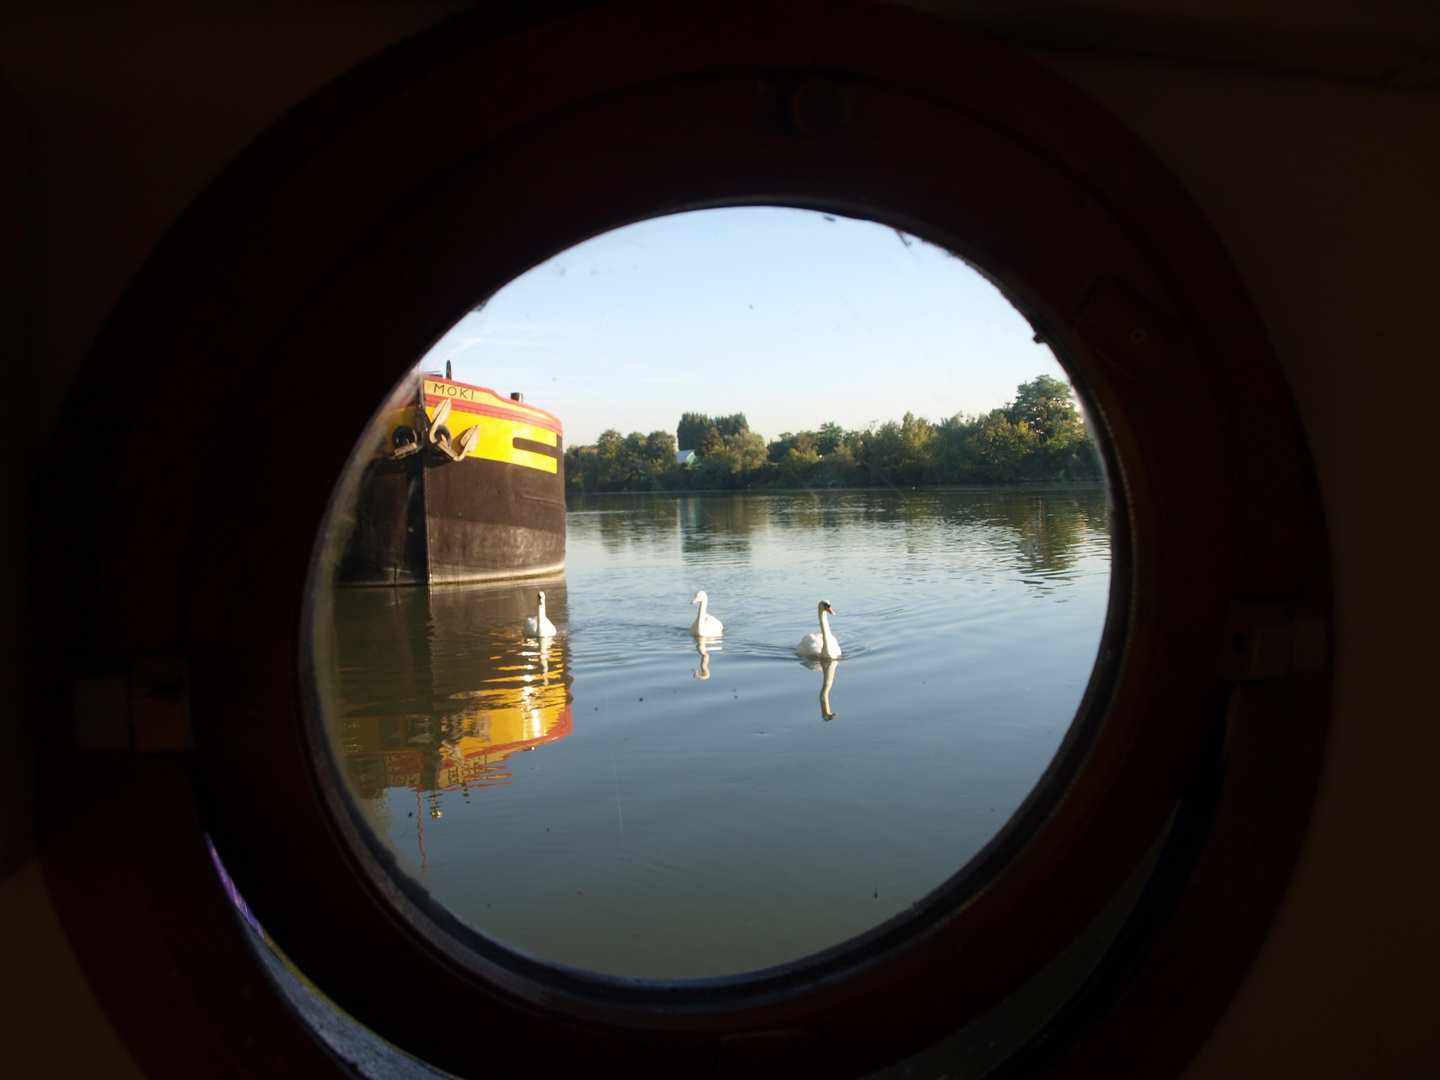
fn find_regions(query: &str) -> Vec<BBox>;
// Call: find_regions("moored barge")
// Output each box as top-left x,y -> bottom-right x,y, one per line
338,373 -> 566,585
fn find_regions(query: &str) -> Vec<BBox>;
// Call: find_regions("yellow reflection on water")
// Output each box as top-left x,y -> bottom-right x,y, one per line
434,639 -> 572,791
322,581 -> 574,813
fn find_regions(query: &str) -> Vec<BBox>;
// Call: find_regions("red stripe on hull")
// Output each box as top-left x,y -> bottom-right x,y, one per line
423,380 -> 563,436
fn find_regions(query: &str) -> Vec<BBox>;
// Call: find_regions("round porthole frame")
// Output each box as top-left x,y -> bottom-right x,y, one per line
37,2 -> 1332,1079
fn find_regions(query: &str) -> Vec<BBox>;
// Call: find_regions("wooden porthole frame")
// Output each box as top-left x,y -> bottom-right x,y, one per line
38,2 -> 1331,1079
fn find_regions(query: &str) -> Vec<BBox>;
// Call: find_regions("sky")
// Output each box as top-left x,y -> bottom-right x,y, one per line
417,206 -> 1067,447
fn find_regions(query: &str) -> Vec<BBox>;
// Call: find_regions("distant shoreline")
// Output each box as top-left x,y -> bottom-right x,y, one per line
565,480 -> 1108,498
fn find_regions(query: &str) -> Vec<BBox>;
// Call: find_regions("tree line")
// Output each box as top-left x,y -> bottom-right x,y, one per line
562,375 -> 1102,493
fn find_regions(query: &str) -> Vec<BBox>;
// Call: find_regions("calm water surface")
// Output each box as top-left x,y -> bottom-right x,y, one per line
319,488 -> 1111,979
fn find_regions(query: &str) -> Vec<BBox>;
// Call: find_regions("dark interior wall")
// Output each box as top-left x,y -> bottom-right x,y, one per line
0,4 -> 462,1077
1031,54 -> 1440,1078
0,2 -> 1436,1078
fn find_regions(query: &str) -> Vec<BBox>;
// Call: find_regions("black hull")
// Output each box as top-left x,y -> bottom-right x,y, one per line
338,450 -> 566,586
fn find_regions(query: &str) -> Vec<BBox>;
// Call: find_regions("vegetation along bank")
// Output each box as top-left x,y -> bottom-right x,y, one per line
563,375 -> 1102,493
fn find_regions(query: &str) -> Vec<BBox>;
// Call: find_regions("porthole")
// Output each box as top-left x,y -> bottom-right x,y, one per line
310,204 -> 1116,984
40,3 -> 1331,1079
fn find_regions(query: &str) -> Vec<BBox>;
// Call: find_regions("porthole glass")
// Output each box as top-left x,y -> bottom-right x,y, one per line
308,206 -> 1113,980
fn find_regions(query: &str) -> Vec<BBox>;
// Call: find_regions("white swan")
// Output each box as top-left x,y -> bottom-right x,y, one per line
523,590 -> 557,637
689,590 -> 724,637
797,600 -> 842,659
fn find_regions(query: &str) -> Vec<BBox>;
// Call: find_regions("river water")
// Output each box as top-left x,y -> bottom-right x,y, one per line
316,487 -> 1111,980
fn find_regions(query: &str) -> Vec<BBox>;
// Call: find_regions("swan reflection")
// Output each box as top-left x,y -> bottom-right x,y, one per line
692,638 -> 717,680
802,656 -> 840,720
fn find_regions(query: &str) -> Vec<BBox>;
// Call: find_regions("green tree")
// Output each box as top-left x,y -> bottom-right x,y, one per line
1005,375 -> 1077,442
779,445 -> 820,486
566,377 -> 1100,493
896,411 -> 936,483
637,430 -> 680,489
1036,416 -> 1101,479
724,430 -> 768,476
713,413 -> 749,438
1002,375 -> 1104,479
676,412 -> 711,454
678,411 -> 750,455
814,421 -> 849,456
563,444 -> 596,493
811,436 -> 859,487
696,429 -> 768,488
973,410 -> 1037,480
592,429 -> 628,489
934,413 -> 982,483
700,425 -> 724,458
767,430 -> 814,463
860,420 -> 903,483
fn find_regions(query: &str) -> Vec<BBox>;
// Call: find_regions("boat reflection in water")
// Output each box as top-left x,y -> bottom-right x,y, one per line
323,579 -> 573,858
